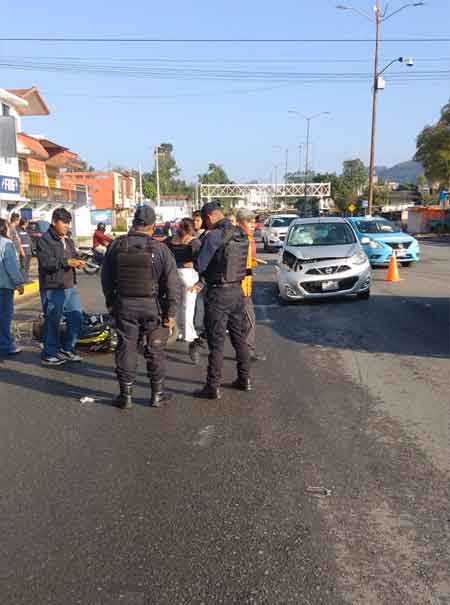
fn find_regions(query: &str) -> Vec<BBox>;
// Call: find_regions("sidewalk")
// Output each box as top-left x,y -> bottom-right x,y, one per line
14,257 -> 39,303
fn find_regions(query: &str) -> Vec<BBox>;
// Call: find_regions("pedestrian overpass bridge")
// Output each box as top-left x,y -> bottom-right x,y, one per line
200,182 -> 330,203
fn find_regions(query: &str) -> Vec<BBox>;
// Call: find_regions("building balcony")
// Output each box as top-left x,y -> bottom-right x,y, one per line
25,184 -> 87,205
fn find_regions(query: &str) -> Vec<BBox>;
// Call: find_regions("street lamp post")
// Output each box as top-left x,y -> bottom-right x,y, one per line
154,145 -> 161,207
288,111 -> 330,215
337,1 -> 424,215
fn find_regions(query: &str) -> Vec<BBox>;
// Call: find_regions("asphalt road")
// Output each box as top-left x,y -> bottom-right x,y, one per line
1,241 -> 449,604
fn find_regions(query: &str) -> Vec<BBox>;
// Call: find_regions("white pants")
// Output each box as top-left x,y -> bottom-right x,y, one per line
177,268 -> 199,343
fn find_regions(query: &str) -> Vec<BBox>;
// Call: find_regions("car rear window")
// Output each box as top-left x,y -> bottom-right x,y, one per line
271,217 -> 296,228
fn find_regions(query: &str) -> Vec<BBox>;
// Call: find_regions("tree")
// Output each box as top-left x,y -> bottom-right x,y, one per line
141,143 -> 193,201
342,159 -> 368,196
198,163 -> 232,210
156,143 -> 181,195
198,163 -> 230,185
415,100 -> 450,188
142,178 -> 156,201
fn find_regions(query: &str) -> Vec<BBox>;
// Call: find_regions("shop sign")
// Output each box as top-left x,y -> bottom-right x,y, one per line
0,175 -> 19,195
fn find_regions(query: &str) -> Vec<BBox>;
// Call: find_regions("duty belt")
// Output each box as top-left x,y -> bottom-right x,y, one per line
208,282 -> 241,288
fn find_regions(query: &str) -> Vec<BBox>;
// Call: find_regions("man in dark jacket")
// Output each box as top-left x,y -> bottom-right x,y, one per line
101,206 -> 178,409
18,218 -> 32,283
36,208 -> 86,366
193,201 -> 251,400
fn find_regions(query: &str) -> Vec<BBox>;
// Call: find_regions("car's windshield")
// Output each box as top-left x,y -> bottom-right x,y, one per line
271,217 -> 296,228
287,222 -> 356,247
355,219 -> 401,234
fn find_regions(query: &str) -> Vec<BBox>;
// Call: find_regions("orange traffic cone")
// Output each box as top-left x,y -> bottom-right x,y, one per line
386,253 -> 401,282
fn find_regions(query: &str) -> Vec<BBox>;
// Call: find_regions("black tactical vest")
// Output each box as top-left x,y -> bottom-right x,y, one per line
204,227 -> 249,285
116,235 -> 158,298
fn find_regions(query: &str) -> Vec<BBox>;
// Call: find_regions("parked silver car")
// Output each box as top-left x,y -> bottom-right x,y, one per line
276,217 -> 371,302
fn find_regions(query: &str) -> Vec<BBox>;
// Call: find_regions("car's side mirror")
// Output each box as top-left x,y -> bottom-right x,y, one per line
361,236 -> 371,245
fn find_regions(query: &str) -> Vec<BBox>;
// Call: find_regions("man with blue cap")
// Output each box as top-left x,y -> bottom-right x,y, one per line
193,201 -> 251,399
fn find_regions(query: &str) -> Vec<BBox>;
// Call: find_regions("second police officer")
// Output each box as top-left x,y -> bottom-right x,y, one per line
193,201 -> 251,399
101,206 -> 178,410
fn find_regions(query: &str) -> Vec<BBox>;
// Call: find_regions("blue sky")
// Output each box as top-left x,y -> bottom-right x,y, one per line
1,0 -> 448,183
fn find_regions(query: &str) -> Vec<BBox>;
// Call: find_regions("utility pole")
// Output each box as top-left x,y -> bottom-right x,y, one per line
298,144 -> 303,175
304,118 -> 311,211
337,2 -> 424,216
284,148 -> 289,207
154,145 -> 161,207
367,0 -> 381,216
274,164 -> 278,209
138,160 -> 143,203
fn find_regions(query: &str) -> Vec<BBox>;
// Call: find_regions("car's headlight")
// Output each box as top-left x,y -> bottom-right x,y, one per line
350,251 -> 368,265
368,239 -> 382,249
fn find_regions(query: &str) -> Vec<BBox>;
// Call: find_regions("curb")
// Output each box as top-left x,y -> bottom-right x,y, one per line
15,281 -> 40,303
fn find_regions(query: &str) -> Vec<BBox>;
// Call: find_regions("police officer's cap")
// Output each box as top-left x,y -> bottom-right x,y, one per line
200,200 -> 222,221
133,205 -> 156,226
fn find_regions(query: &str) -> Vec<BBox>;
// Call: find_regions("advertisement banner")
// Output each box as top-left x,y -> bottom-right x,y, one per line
91,210 -> 112,225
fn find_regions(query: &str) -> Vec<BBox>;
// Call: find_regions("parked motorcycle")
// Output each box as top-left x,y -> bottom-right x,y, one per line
78,248 -> 104,275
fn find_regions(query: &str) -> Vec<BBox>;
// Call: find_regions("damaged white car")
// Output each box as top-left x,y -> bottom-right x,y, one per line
277,217 -> 371,302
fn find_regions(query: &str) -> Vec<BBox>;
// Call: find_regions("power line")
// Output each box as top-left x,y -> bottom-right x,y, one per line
1,58 -> 447,81
1,36 -> 450,43
5,54 -> 450,64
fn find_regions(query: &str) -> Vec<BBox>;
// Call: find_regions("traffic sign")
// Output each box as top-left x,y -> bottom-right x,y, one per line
361,199 -> 369,208
348,203 -> 357,213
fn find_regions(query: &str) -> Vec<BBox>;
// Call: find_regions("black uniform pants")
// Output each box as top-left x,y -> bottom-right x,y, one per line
20,253 -> 32,282
204,284 -> 250,388
244,295 -> 256,353
115,298 -> 166,385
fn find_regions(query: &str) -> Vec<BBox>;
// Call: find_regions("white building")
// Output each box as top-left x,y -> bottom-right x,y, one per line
0,87 -> 50,218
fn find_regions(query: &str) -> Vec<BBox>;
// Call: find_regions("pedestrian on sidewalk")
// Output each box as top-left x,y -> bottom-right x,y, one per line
101,206 -> 179,409
0,219 -> 24,356
165,218 -> 201,344
236,209 -> 266,363
36,208 -> 86,367
18,218 -> 32,283
9,212 -> 24,260
192,210 -> 205,237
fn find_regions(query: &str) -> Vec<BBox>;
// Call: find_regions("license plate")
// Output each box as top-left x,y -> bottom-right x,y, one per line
396,249 -> 407,257
321,280 -> 339,291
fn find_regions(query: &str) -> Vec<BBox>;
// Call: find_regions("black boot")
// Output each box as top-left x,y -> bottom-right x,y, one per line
188,341 -> 201,365
114,383 -> 133,409
193,385 -> 221,399
150,381 -> 172,408
232,377 -> 252,392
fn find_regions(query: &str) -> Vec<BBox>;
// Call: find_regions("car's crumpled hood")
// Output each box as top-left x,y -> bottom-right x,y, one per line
284,243 -> 359,261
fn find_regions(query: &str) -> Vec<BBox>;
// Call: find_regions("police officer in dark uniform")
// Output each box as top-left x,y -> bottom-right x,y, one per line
193,201 -> 251,400
101,206 -> 178,409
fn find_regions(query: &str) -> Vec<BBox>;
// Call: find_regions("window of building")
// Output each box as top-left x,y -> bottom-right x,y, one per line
29,171 -> 42,186
48,177 -> 57,189
1,103 -> 10,116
